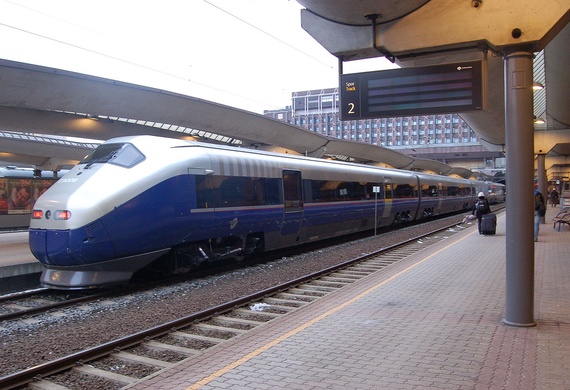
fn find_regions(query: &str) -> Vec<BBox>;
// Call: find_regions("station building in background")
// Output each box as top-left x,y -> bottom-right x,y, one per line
265,88 -> 505,182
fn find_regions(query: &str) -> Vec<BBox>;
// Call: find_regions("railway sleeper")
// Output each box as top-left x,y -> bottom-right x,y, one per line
192,322 -> 247,335
232,307 -> 282,318
300,283 -> 340,292
351,264 -> 385,270
28,379 -> 69,390
274,292 -> 317,302
111,351 -> 171,368
333,270 -> 366,277
320,275 -> 357,283
332,270 -> 368,278
260,297 -> 304,308
142,340 -> 200,356
170,330 -> 224,344
370,255 -> 402,267
287,288 -> 328,297
215,315 -> 268,326
73,364 -> 137,385
308,280 -> 348,288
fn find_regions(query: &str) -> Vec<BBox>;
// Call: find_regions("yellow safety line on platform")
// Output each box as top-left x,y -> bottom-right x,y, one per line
186,230 -> 475,390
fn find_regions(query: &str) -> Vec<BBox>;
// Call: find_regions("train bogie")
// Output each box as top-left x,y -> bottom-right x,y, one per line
28,135 -> 505,289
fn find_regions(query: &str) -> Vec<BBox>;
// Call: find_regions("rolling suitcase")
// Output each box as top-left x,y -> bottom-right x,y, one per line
480,213 -> 496,235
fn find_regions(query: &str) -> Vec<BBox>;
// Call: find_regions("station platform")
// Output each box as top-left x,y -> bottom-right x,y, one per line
125,208 -> 570,390
0,231 -> 41,277
0,231 -> 42,293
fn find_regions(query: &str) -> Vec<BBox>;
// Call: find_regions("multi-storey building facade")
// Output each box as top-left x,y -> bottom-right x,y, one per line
264,88 -> 505,178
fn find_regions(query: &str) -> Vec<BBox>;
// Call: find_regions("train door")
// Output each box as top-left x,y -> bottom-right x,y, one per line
437,182 -> 445,212
381,180 -> 393,221
280,170 -> 303,236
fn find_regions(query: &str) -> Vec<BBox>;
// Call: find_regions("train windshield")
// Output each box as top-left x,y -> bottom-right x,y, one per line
80,143 -> 145,168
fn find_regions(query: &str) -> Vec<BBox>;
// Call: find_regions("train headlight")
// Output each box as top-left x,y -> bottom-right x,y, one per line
54,210 -> 72,220
32,210 -> 43,219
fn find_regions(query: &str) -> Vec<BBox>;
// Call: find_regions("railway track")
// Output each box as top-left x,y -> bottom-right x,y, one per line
0,216 -> 481,390
0,234 -> 384,324
0,210 -> 468,324
0,288 -> 116,322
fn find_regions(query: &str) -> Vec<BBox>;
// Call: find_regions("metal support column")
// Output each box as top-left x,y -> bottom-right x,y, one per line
503,51 -> 536,327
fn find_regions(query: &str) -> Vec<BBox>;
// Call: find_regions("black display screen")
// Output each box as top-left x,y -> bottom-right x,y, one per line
340,61 -> 485,120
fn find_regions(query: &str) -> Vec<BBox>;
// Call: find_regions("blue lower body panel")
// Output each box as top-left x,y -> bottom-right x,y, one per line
29,226 -> 117,266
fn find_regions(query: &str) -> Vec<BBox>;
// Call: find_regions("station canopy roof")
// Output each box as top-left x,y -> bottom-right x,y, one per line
0,59 -> 473,177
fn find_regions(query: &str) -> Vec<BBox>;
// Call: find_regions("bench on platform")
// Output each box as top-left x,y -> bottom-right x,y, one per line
553,210 -> 570,231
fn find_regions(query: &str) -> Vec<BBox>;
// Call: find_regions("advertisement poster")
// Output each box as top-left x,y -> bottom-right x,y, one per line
7,178 -> 32,214
31,179 -> 53,207
0,179 -> 7,215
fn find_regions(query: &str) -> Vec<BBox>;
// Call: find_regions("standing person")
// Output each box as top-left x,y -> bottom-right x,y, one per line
472,191 -> 491,234
550,188 -> 559,208
534,190 -> 546,241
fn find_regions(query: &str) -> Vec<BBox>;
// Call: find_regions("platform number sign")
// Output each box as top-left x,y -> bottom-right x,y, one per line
340,60 -> 486,121
341,73 -> 362,120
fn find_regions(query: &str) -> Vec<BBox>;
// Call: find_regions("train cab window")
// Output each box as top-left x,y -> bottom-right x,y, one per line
81,143 -> 145,168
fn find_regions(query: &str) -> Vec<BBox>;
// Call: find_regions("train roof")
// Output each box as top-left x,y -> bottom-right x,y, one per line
106,135 -> 489,186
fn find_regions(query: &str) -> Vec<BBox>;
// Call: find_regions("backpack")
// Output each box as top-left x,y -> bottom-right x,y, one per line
538,202 -> 546,217
476,200 -> 487,213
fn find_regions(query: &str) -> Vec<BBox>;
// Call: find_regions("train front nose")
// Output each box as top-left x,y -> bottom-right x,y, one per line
29,223 -> 117,266
29,229 -> 74,265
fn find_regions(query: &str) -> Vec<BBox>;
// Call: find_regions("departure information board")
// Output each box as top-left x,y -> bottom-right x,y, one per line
340,61 -> 485,120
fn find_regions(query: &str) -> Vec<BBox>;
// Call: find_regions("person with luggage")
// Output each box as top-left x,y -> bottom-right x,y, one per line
534,190 -> 546,241
472,192 -> 491,234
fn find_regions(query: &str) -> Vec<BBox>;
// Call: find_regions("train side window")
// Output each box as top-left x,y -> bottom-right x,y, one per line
264,178 -> 281,205
393,183 -> 416,198
314,180 -> 338,202
198,176 -> 281,208
343,181 -> 368,200
365,183 -> 383,199
218,176 -> 246,207
195,175 -> 213,208
309,180 -> 367,202
447,186 -> 459,197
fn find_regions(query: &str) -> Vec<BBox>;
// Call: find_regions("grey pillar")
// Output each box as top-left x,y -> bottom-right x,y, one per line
503,51 -> 536,327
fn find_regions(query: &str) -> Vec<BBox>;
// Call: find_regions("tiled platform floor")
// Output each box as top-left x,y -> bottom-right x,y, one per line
119,209 -> 567,389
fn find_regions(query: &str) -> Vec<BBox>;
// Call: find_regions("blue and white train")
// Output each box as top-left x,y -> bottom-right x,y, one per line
29,135 -> 504,289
